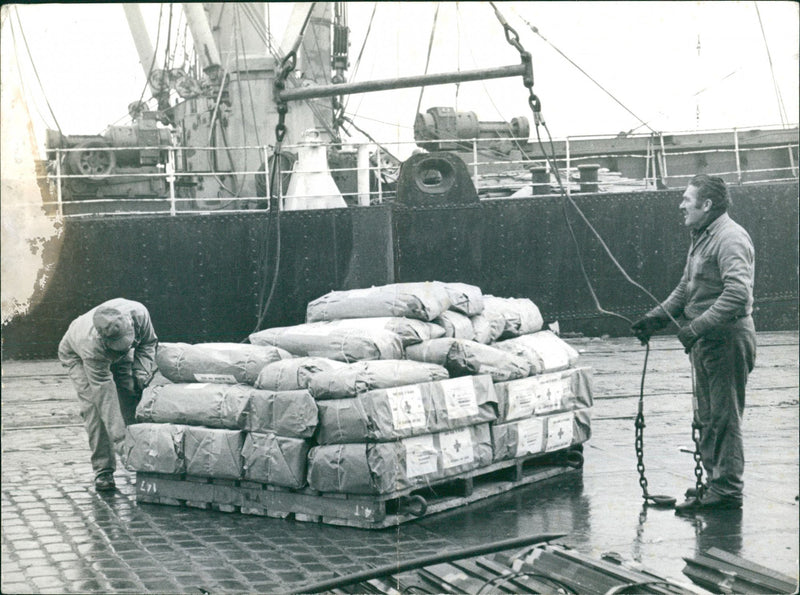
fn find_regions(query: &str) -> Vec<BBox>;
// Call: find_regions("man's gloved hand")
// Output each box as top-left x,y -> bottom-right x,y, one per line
133,374 -> 150,395
677,325 -> 699,353
631,316 -> 668,345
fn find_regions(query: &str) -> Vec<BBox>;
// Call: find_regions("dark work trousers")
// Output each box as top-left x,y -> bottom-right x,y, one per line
111,355 -> 142,426
691,315 -> 756,500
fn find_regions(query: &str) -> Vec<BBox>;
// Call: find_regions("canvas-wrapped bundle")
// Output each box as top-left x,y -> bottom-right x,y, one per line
241,432 -> 309,488
123,423 -> 185,474
306,282 -> 452,322
249,323 -> 403,362
135,383 -> 251,429
441,282 -> 484,316
405,338 -> 530,382
482,296 -> 544,339
433,310 -> 475,340
296,317 -> 446,347
244,389 -> 318,438
254,357 -> 348,391
491,409 -> 592,461
308,360 -> 450,400
470,309 -> 507,344
183,427 -> 244,479
307,423 -> 493,494
156,342 -> 292,385
493,367 -> 594,423
493,330 -> 580,374
315,375 -> 497,444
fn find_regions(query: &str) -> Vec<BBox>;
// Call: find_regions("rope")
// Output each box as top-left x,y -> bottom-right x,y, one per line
343,2 -> 378,115
10,7 -> 63,136
414,3 -> 441,119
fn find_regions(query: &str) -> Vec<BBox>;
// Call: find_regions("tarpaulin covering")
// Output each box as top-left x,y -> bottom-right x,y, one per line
315,375 -> 497,444
308,360 -> 450,400
307,423 -> 493,494
244,389 -> 318,438
254,357 -> 348,391
306,282 -> 452,322
249,324 -> 403,362
156,342 -> 292,385
493,331 -> 580,374
470,310 -> 507,344
183,427 -> 244,479
123,423 -> 185,474
405,338 -> 530,382
493,367 -> 594,423
136,383 -> 251,429
482,296 -> 544,339
490,408 -> 592,461
291,317 -> 445,347
441,282 -> 484,316
241,432 -> 309,488
433,310 -> 475,340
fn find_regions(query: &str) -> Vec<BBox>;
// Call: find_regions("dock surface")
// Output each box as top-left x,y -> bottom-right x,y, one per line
2,332 -> 798,593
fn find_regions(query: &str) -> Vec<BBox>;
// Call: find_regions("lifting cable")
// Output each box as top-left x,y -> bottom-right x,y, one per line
753,1 -> 788,127
252,2 -> 317,332
491,2 -> 703,507
342,2 -> 378,115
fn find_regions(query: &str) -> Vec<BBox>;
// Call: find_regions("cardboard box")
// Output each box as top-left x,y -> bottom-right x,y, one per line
136,383 -> 251,429
491,408 -> 592,461
123,423 -> 185,474
244,389 -> 318,438
183,427 -> 244,479
493,367 -> 594,423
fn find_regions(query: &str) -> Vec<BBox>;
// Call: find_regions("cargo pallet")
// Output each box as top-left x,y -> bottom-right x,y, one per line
135,449 -> 583,529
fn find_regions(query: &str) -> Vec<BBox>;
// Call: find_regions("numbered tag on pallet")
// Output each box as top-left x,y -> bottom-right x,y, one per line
441,376 -> 479,419
387,385 -> 427,431
403,434 -> 439,478
440,428 -> 474,469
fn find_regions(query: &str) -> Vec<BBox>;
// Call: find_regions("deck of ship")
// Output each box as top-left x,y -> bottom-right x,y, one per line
2,331 -> 798,593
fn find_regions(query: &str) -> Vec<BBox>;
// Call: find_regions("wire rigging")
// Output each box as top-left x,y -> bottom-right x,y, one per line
511,9 -> 656,135
753,2 -> 788,127
10,6 -> 63,136
415,3 -> 441,119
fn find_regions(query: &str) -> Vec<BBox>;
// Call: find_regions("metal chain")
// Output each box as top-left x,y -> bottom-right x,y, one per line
691,421 -> 705,498
489,2 -> 538,123
634,343 -> 651,500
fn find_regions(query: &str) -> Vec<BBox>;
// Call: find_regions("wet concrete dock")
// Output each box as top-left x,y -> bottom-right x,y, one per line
2,332 -> 798,593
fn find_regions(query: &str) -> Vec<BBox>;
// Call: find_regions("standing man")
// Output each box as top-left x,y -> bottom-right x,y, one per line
631,175 -> 756,512
58,298 -> 158,491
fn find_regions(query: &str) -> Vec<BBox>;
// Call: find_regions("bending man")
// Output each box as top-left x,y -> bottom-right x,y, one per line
58,298 -> 158,491
632,175 -> 756,512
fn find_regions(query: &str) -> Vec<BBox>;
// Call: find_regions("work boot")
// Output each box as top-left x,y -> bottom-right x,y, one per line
94,472 -> 116,492
684,484 -> 708,499
675,491 -> 741,514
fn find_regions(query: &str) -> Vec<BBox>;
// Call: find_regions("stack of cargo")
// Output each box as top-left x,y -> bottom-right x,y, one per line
125,281 -> 592,519
124,342 -> 319,489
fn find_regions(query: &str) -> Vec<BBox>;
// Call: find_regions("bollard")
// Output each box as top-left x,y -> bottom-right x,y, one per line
530,166 -> 550,195
577,163 -> 600,193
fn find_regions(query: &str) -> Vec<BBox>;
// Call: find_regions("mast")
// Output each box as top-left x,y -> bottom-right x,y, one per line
122,4 -> 158,95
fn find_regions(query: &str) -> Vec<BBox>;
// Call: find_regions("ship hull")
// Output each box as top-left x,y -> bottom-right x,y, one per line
3,182 -> 797,359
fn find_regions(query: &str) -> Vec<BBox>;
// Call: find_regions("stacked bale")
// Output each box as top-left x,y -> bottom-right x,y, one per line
124,342 -> 317,489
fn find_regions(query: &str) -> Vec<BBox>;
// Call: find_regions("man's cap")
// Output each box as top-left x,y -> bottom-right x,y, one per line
93,306 -> 135,351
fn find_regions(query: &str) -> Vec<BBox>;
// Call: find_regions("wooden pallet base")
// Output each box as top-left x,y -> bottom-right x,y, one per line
135,454 -> 580,528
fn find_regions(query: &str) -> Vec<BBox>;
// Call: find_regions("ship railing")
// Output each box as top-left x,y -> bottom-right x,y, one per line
39,128 -> 799,217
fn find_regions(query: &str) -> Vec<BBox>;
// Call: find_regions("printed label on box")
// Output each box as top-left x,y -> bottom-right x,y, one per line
505,377 -> 538,420
516,416 -> 545,455
404,434 -> 438,478
534,374 -> 565,414
193,374 -> 237,384
440,428 -> 474,469
442,377 -> 479,419
387,385 -> 427,430
545,412 -> 574,452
